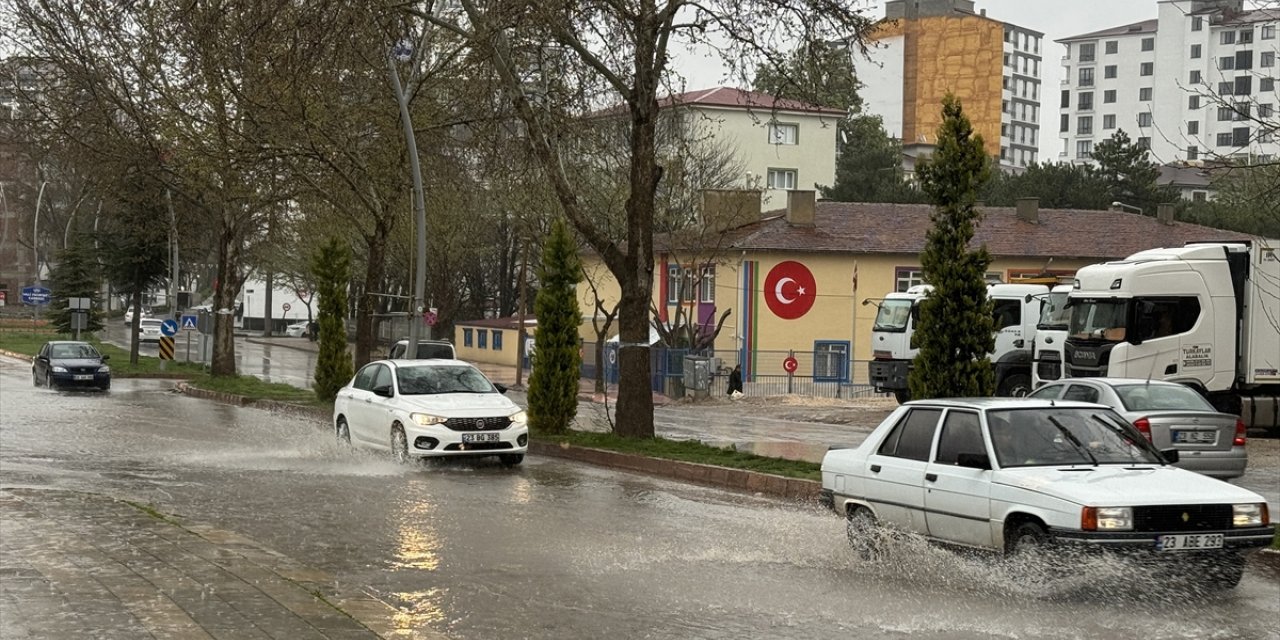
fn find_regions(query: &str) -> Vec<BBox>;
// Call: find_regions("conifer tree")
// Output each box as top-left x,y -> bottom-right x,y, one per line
311,238 -> 352,402
47,237 -> 104,335
908,95 -> 996,400
527,218 -> 583,434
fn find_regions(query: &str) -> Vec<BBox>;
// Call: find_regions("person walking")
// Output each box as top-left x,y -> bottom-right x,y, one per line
727,364 -> 743,397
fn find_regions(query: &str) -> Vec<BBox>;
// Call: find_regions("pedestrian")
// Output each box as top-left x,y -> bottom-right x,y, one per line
727,364 -> 743,397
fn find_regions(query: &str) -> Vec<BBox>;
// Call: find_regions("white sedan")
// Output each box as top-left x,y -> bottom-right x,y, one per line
821,398 -> 1275,588
285,321 -> 310,338
333,359 -> 528,465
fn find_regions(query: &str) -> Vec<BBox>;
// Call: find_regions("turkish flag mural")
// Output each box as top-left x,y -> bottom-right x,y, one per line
763,261 -> 817,320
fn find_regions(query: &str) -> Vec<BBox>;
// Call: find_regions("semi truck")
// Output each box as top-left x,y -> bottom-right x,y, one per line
867,283 -> 1048,403
1064,240 -> 1279,431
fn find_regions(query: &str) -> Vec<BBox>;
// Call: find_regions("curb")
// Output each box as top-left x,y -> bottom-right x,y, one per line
243,337 -> 320,354
174,382 -> 329,419
0,348 -> 33,361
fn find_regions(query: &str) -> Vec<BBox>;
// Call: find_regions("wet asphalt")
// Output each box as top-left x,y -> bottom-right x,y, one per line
2,355 -> 1279,639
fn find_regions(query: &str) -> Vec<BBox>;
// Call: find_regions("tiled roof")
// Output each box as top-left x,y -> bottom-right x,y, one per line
455,316 -> 537,330
1058,19 -> 1158,43
708,202 -> 1252,260
658,87 -> 848,116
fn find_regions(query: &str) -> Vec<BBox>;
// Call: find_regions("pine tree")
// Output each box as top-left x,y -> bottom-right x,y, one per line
47,237 -> 104,335
1092,129 -> 1177,214
908,95 -> 996,401
311,238 -> 352,402
527,218 -> 583,434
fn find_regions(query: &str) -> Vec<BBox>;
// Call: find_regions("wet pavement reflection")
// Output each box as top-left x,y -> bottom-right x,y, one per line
1,355 -> 1278,639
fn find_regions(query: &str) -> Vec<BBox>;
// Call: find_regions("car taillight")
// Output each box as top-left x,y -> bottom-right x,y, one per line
1133,417 -> 1152,442
1233,418 -> 1247,447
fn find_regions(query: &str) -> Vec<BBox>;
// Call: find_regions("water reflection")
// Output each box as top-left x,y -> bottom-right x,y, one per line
390,588 -> 448,628
392,496 -> 442,571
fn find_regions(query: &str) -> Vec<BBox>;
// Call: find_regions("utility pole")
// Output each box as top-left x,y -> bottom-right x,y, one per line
389,40 -> 428,359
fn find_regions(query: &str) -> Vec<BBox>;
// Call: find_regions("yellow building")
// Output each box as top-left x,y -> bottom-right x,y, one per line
579,191 -> 1248,384
453,317 -> 536,368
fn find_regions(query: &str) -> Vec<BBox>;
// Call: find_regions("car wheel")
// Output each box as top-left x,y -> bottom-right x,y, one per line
1006,521 -> 1048,555
499,454 -> 524,467
45,372 -> 55,390
998,373 -> 1033,398
32,370 -> 40,387
335,417 -> 351,445
845,506 -> 883,560
390,424 -> 409,464
98,382 -> 110,392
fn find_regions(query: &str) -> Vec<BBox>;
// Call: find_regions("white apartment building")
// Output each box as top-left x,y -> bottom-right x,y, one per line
1058,0 -> 1280,165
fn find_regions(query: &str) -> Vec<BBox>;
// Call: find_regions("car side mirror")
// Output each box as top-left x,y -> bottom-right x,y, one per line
36,355 -> 48,362
1159,448 -> 1179,464
372,385 -> 394,398
956,452 -> 992,470
494,383 -> 508,394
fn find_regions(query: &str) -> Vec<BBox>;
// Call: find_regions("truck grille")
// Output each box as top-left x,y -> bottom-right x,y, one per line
443,416 -> 512,432
1132,504 -> 1232,532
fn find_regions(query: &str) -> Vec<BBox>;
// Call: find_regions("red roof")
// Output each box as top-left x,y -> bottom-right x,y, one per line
657,86 -> 847,116
455,316 -> 537,330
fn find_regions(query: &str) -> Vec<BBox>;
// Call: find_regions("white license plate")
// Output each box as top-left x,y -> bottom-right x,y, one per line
462,433 -> 499,443
1156,533 -> 1224,551
73,375 -> 93,381
1174,430 -> 1216,444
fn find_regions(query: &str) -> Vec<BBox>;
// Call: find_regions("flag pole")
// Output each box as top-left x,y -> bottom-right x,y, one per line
851,260 -> 858,389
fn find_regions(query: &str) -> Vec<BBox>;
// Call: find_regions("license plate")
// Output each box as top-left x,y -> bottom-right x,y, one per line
73,375 -> 93,381
462,433 -> 499,443
1156,533 -> 1224,551
1173,430 -> 1216,444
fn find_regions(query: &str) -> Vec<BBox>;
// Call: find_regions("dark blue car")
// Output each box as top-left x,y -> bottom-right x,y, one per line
32,341 -> 111,391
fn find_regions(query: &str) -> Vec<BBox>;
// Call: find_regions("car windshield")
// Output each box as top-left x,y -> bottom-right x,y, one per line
987,408 -> 1162,468
51,344 -> 100,359
1068,298 -> 1129,342
872,299 -> 914,332
1116,384 -> 1215,412
1037,291 -> 1070,330
396,365 -> 494,395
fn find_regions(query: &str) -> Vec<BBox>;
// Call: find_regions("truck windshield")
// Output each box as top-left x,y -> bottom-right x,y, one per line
873,300 -> 914,332
1068,298 -> 1129,342
1037,291 -> 1070,330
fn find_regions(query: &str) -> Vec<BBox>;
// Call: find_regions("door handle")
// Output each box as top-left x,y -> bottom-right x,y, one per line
925,473 -> 938,482
870,464 -> 881,473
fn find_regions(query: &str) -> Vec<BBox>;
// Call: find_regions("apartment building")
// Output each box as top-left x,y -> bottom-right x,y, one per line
1058,0 -> 1280,165
860,0 -> 1044,173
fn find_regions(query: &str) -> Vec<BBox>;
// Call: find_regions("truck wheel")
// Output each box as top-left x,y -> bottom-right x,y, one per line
893,389 -> 910,404
998,373 -> 1032,398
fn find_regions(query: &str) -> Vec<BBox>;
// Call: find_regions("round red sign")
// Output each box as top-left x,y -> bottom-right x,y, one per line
763,261 -> 817,320
783,356 -> 799,373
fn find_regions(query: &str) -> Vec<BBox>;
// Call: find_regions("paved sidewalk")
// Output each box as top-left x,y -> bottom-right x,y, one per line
0,489 -> 445,640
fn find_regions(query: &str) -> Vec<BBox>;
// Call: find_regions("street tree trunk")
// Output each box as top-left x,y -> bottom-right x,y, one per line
354,223 -> 389,367
262,270 -> 273,337
211,224 -> 242,376
128,289 -> 143,365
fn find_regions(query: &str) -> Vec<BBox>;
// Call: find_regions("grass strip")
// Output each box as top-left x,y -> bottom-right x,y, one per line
187,373 -> 324,406
532,429 -> 821,481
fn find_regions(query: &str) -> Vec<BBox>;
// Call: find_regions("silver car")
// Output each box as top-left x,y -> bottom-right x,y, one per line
1027,378 -> 1245,479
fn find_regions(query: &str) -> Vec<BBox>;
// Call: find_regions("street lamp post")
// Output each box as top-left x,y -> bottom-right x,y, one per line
389,40 -> 429,359
33,180 -> 47,283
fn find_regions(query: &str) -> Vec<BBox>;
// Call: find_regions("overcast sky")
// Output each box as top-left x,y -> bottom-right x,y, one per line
673,0 -> 1160,159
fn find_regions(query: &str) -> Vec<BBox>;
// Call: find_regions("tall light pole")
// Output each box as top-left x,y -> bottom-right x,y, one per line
32,180 -> 47,284
389,39 -> 428,359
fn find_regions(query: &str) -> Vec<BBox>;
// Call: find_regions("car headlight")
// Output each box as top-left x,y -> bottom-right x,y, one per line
411,413 -> 447,426
508,410 -> 528,424
1082,506 -> 1133,531
1233,503 -> 1268,527
52,366 -> 67,373
98,366 -> 110,373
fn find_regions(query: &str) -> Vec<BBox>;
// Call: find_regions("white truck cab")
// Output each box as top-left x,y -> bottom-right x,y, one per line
1030,284 -> 1073,388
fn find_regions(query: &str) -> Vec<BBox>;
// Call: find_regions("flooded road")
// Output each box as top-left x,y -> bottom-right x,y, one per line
1,355 -> 1277,639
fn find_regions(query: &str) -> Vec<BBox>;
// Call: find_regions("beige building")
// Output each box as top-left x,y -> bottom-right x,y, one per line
453,317 -> 536,368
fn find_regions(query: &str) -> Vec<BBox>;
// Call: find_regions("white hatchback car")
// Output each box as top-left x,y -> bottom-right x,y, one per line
821,398 -> 1274,587
333,359 -> 528,465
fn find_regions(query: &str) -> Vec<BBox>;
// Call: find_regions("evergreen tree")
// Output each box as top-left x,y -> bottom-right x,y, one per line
1092,129 -> 1178,214
101,169 -> 172,364
311,238 -> 352,402
527,218 -> 583,434
821,114 -> 928,203
908,95 -> 996,401
47,236 -> 104,335
980,161 -> 1112,210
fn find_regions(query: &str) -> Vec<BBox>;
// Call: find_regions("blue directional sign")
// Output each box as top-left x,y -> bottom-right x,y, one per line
20,285 -> 51,305
161,319 -> 179,337
180,315 -> 198,330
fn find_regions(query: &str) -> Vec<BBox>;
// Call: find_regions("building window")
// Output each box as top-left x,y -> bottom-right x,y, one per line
1220,56 -> 1236,70
1103,114 -> 1117,129
1264,51 -> 1277,68
463,328 -> 473,348
1105,40 -> 1118,54
1240,28 -> 1254,44
700,266 -> 715,303
1138,112 -> 1153,127
1263,77 -> 1276,92
1264,25 -> 1276,40
1217,132 -> 1234,146
1234,127 -> 1251,146
1000,146 -> 1008,160
1077,140 -> 1093,158
1221,30 -> 1236,45
491,330 -> 503,351
1192,17 -> 1203,32
1060,89 -> 1070,108
1103,89 -> 1116,103
477,329 -> 487,349
1078,91 -> 1093,111
1189,95 -> 1201,109
767,122 -> 798,145
1139,87 -> 1152,101
766,168 -> 797,190
1236,50 -> 1254,70
1078,116 -> 1093,135
1142,37 -> 1155,51
1192,189 -> 1207,201
1187,120 -> 1199,135
1187,146 -> 1199,161
1190,70 -> 1202,84
1104,65 -> 1117,78
1261,103 -> 1275,118
895,268 -> 924,292
1190,44 -> 1202,59
813,341 -> 850,383
1137,137 -> 1151,149
1219,81 -> 1235,96
1079,67 -> 1094,86
1219,106 -> 1234,121
1235,102 -> 1252,120
1060,113 -> 1069,133
1079,43 -> 1096,62
1140,62 -> 1154,76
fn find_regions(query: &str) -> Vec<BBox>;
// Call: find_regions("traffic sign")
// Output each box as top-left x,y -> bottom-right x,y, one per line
783,356 -> 799,374
180,315 -> 198,329
424,310 -> 438,326
158,336 -> 175,360
161,319 -> 179,336
20,285 -> 51,305
282,302 -> 291,312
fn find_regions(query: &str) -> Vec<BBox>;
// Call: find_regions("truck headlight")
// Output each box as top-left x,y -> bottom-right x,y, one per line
411,413 -> 446,426
508,410 -> 528,424
1082,506 -> 1133,531
1233,503 -> 1267,527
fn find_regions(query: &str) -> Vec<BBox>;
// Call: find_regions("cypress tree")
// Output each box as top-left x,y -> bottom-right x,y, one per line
47,237 -> 104,335
311,238 -> 353,401
527,218 -> 583,434
908,94 -> 996,400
